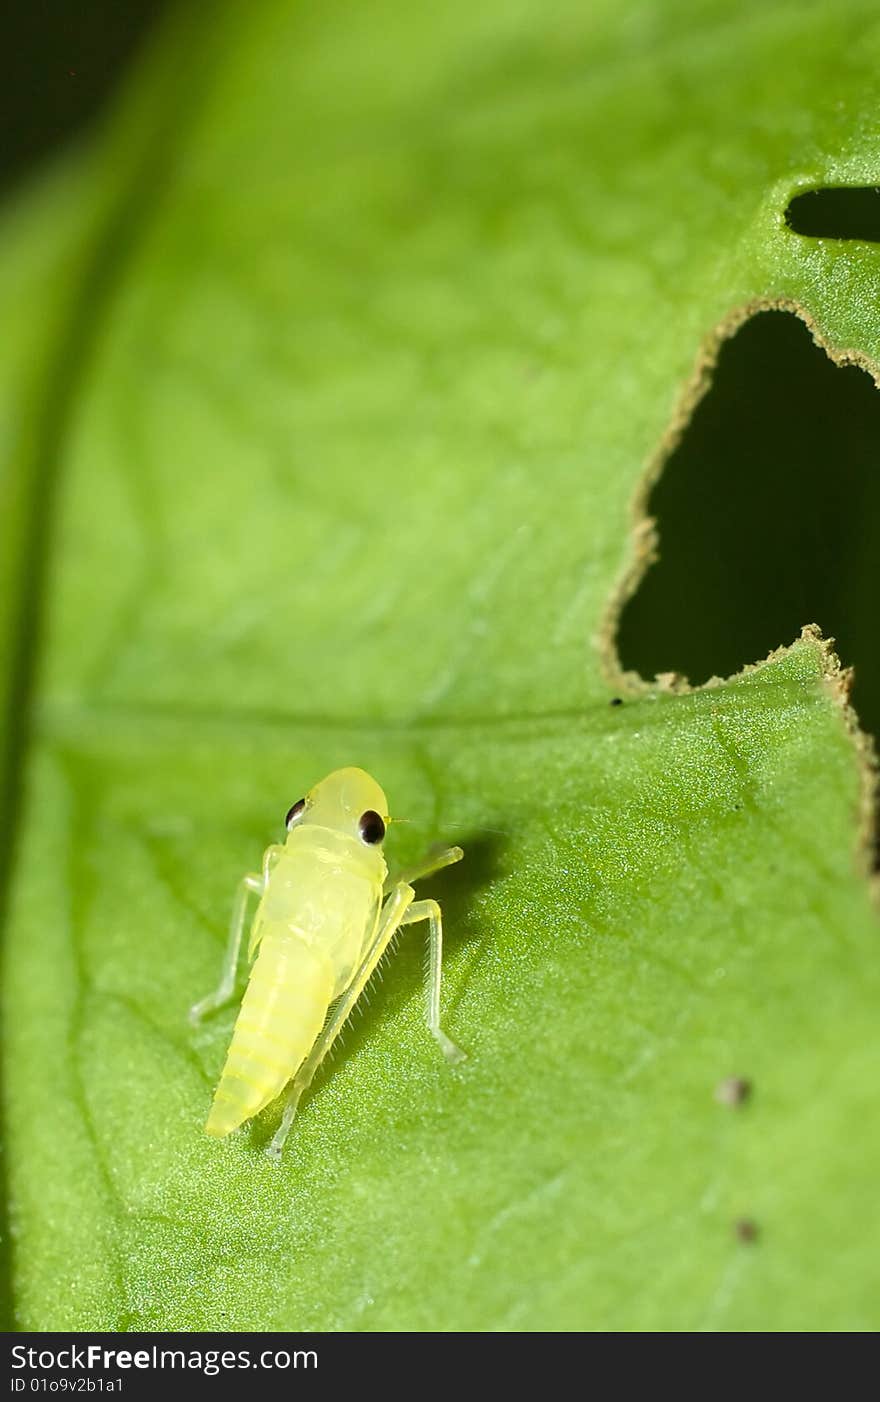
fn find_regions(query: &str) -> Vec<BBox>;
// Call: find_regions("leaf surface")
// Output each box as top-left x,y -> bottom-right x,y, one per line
2,0 -> 879,1330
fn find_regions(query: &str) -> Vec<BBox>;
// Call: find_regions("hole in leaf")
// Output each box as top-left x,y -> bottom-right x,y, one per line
785,187 -> 880,241
617,309 -> 880,738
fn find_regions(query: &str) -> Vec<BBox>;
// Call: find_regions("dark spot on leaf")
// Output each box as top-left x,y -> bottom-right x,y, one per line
715,1075 -> 752,1106
734,1217 -> 759,1244
785,187 -> 880,242
609,696 -> 624,707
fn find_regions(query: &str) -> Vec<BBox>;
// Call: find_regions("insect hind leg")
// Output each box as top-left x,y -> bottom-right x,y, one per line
400,898 -> 465,1064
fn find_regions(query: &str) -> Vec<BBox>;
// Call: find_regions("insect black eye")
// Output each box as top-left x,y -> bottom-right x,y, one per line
358,810 -> 386,845
285,798 -> 306,830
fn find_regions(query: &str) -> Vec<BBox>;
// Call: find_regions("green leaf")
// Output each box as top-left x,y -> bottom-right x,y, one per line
2,0 -> 879,1331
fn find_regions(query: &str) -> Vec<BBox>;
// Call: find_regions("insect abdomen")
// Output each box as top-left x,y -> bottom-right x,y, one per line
206,929 -> 334,1138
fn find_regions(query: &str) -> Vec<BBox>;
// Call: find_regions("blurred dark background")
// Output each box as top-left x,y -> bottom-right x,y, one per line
0,0 -> 170,197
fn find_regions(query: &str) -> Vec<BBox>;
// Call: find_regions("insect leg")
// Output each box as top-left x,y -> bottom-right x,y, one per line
400,898 -> 466,1064
266,881 -> 417,1159
246,844 -> 285,961
261,843 -> 285,882
384,844 -> 463,894
189,872 -> 263,1026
